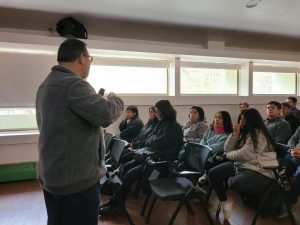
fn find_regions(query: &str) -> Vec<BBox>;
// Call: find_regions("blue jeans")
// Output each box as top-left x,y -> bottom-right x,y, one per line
282,154 -> 300,195
43,182 -> 100,225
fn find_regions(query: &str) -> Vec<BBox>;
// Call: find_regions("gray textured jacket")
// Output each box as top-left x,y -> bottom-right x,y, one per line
36,65 -> 124,195
264,116 -> 291,144
182,120 -> 208,143
225,131 -> 278,179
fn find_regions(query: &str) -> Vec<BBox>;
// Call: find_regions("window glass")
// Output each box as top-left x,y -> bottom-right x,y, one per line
181,68 -> 238,94
253,72 -> 296,94
87,65 -> 168,95
0,108 -> 37,131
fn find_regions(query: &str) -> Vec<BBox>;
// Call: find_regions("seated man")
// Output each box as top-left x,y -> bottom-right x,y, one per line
281,102 -> 300,135
284,128 -> 300,196
264,101 -> 291,144
286,96 -> 300,119
99,100 -> 183,216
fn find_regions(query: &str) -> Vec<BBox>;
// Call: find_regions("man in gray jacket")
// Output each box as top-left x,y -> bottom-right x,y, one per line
36,38 -> 124,225
264,101 -> 291,144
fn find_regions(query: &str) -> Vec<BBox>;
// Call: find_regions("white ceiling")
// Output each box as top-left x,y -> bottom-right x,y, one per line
1,0 -> 300,38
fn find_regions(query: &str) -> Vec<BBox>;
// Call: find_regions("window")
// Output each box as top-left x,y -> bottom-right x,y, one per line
253,65 -> 297,95
0,108 -> 37,131
180,62 -> 239,95
87,58 -> 169,95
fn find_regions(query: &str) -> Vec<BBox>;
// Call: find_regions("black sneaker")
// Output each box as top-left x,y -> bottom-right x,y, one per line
99,198 -> 117,210
99,204 -> 124,216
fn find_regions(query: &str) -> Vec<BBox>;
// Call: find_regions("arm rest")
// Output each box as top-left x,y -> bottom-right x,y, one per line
146,157 -> 168,166
177,171 -> 202,176
263,165 -> 280,170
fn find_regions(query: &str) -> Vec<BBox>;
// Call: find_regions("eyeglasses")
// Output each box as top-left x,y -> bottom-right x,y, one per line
83,54 -> 93,63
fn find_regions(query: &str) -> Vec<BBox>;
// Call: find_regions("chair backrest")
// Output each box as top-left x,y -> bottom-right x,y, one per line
110,138 -> 128,164
184,143 -> 212,174
104,132 -> 115,153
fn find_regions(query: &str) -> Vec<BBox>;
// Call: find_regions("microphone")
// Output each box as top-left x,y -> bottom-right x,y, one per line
98,88 -> 105,96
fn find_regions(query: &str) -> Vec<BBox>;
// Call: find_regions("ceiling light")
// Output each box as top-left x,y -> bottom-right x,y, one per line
246,0 -> 261,8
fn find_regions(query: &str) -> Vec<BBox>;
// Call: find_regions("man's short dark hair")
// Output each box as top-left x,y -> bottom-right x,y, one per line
267,101 -> 282,109
57,38 -> 88,62
281,102 -> 291,109
287,96 -> 297,104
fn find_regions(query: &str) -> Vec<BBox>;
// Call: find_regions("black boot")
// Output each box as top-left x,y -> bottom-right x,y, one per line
99,196 -> 125,216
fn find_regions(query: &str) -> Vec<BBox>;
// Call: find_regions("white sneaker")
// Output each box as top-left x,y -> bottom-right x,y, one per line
198,173 -> 208,185
221,200 -> 233,220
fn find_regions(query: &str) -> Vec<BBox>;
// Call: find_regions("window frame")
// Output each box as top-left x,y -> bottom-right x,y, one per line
252,65 -> 298,96
180,61 -> 241,96
88,56 -> 171,96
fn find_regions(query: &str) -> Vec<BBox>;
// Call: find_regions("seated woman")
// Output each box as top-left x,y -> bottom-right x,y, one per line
118,105 -> 144,143
208,108 -> 278,220
119,106 -> 158,164
182,105 -> 208,143
200,111 -> 233,170
99,100 -> 183,216
131,106 -> 158,149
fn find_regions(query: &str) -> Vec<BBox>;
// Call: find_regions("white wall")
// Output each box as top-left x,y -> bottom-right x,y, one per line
0,31 -> 298,164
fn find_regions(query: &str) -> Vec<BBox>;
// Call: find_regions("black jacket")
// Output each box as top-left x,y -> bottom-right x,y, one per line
119,117 -> 144,142
145,120 -> 184,160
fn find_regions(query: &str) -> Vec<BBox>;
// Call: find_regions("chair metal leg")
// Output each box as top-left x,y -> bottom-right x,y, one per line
169,197 -> 190,225
122,204 -> 135,225
251,182 -> 275,225
134,175 -> 143,198
216,202 -> 221,218
206,186 -> 213,205
184,200 -> 194,214
168,187 -> 196,225
281,189 -> 296,225
145,196 -> 157,224
141,192 -> 152,216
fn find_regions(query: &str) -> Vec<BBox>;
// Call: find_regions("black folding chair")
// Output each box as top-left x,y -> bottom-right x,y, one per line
140,143 -> 214,225
250,143 -> 297,225
100,138 -> 129,194
104,132 -> 115,153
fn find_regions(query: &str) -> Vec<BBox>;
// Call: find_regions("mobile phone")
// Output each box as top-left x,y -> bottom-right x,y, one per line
98,88 -> 105,96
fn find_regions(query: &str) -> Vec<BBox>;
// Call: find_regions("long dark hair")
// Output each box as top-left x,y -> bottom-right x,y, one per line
189,106 -> 205,122
155,100 -> 177,122
237,108 -> 275,150
210,111 -> 233,134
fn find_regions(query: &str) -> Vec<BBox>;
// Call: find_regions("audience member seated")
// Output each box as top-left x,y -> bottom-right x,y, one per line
281,102 -> 300,135
283,127 -> 300,195
130,106 -> 158,149
119,106 -> 158,164
99,100 -> 183,216
189,111 -> 233,185
238,102 -> 249,122
208,108 -> 278,220
286,96 -> 300,119
264,101 -> 291,144
239,102 -> 249,113
200,111 -> 233,171
182,105 -> 208,143
118,105 -> 144,143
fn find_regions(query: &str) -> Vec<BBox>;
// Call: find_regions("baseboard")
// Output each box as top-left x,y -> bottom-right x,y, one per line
0,162 -> 37,182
